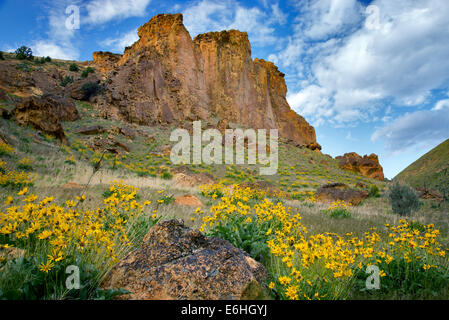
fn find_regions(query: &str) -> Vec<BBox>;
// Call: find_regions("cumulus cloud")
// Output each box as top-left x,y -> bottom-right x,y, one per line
433,99 -> 449,111
371,104 -> 449,153
85,0 -> 151,25
273,0 -> 449,126
182,0 -> 285,46
100,29 -> 139,52
294,0 -> 363,40
33,41 -> 78,60
29,0 -> 82,60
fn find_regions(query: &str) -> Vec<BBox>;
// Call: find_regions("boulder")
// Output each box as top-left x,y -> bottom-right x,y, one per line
14,96 -> 78,143
76,125 -> 106,135
415,187 -> 444,202
174,167 -> 215,187
85,135 -> 130,154
336,152 -> 385,181
315,183 -> 368,206
102,220 -> 268,300
175,194 -> 203,207
66,75 -> 102,101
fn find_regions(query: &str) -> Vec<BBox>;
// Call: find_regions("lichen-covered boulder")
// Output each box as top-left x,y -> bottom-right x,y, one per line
102,220 -> 268,300
315,182 -> 368,206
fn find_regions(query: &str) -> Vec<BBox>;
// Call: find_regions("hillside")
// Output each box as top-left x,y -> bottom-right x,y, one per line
395,139 -> 449,193
1,13 -> 448,301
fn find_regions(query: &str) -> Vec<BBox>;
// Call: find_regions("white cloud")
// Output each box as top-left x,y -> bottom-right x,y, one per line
33,41 -> 78,60
28,0 -> 81,60
295,0 -> 362,40
100,29 -> 139,52
182,0 -> 285,46
85,0 -> 151,25
371,106 -> 449,153
275,0 -> 449,126
433,99 -> 449,111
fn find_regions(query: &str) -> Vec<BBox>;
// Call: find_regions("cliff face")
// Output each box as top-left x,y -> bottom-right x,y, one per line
95,13 -> 319,148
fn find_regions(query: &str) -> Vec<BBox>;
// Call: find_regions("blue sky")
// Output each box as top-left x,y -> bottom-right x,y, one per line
1,0 -> 449,179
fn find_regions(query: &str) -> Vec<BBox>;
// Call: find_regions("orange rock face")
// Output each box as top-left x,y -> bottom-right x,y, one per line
336,152 -> 385,181
96,13 -> 319,149
92,51 -> 122,74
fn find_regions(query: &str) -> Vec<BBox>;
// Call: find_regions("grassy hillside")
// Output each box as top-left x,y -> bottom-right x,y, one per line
1,62 -> 449,300
395,139 -> 449,192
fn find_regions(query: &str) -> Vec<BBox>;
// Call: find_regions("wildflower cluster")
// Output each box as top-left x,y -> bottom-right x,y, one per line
17,158 -> 33,171
0,142 -> 14,156
199,183 -> 449,300
0,180 -> 158,291
327,200 -> 352,218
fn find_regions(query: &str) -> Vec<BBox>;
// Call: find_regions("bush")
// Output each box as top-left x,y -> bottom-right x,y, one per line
69,63 -> 79,72
368,185 -> 380,198
44,56 -> 51,62
15,46 -> 33,60
0,51 -> 4,60
81,82 -> 102,99
81,67 -> 95,78
387,182 -> 420,216
160,170 -> 173,180
60,76 -> 74,87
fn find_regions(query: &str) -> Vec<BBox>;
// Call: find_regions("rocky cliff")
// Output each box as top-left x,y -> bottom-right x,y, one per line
336,152 -> 385,181
94,13 -> 319,149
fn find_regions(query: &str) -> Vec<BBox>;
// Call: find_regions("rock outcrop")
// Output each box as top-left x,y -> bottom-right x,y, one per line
336,152 -> 384,181
92,51 -> 122,74
14,96 -> 79,143
96,13 -> 319,149
102,220 -> 268,300
315,183 -> 368,206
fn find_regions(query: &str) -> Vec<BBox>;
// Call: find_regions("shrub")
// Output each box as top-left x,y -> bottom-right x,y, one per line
69,63 -> 79,72
34,57 -> 47,65
387,182 -> 420,216
368,185 -> 380,198
81,67 -> 95,78
15,46 -> 33,60
160,170 -> 173,180
81,82 -> 102,99
0,51 -> 4,60
60,76 -> 74,87
44,56 -> 51,62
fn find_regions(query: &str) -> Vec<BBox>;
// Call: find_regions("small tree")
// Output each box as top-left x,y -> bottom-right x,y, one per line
15,46 -> 33,60
387,182 -> 420,216
69,63 -> 79,72
60,76 -> 74,87
0,51 -> 4,60
81,82 -> 102,99
81,67 -> 95,78
44,56 -> 51,62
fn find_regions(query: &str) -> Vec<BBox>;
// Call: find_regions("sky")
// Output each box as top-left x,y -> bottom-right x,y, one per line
1,0 -> 448,179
